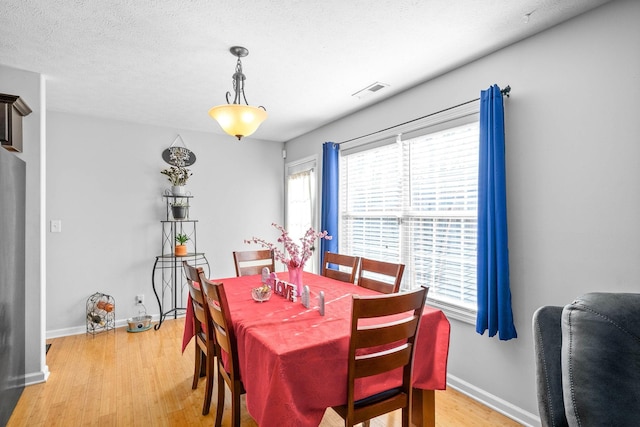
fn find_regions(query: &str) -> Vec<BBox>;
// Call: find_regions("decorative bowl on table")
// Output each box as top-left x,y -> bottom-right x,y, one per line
251,286 -> 273,302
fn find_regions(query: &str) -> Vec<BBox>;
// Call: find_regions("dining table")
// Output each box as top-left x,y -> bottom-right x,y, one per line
182,271 -> 450,427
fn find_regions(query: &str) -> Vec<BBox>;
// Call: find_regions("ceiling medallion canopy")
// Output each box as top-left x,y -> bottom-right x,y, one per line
208,46 -> 268,140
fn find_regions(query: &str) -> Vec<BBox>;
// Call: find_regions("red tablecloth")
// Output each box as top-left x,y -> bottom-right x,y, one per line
183,272 -> 450,427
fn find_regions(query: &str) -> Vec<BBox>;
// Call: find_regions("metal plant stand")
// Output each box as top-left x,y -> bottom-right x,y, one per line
152,194 -> 209,330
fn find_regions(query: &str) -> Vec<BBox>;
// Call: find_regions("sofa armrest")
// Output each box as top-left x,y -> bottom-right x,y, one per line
533,305 -> 568,427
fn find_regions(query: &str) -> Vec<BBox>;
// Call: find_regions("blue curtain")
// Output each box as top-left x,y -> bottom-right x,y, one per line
320,142 -> 339,267
476,85 -> 517,341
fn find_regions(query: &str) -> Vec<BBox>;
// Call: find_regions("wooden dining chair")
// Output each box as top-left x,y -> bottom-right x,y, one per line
232,249 -> 275,277
182,261 -> 216,415
332,286 -> 428,427
321,251 -> 360,284
199,273 -> 246,427
357,257 -> 405,294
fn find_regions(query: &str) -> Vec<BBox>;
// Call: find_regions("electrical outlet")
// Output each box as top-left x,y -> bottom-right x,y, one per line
135,295 -> 144,305
50,220 -> 62,233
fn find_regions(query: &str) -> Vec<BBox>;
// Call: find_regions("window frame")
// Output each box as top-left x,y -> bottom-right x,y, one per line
285,155 -> 319,273
338,102 -> 480,324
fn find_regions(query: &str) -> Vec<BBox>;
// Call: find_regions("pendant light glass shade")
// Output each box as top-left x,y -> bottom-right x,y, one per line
208,104 -> 267,140
210,46 -> 267,140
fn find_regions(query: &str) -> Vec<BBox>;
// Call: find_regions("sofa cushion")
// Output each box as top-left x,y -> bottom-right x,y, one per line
561,292 -> 640,427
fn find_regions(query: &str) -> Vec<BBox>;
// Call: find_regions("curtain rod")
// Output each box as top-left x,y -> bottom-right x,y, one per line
336,85 -> 511,145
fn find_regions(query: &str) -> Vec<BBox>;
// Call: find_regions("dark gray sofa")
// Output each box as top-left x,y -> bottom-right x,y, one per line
532,292 -> 640,427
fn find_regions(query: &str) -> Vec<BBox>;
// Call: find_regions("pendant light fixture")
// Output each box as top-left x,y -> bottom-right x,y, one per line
208,46 -> 268,140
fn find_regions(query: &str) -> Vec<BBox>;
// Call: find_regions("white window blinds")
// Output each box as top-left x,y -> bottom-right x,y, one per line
340,142 -> 402,264
340,119 -> 479,317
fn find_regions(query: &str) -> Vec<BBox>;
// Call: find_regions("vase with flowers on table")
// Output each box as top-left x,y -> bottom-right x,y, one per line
245,223 -> 332,296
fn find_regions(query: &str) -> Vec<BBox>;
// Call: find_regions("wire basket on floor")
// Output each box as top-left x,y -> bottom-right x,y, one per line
86,292 -> 115,336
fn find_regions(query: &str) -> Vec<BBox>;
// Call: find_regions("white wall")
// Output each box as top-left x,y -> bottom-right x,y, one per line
284,1 -> 640,425
46,112 -> 284,335
0,65 -> 48,384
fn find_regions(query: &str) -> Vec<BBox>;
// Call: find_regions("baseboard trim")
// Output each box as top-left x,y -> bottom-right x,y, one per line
46,314 -> 164,339
447,373 -> 541,427
24,365 -> 49,386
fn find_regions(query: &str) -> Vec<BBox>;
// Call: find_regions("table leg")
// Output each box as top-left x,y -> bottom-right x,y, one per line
412,388 -> 435,427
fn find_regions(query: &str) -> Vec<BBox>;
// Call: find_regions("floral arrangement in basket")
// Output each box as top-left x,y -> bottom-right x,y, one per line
245,223 -> 332,269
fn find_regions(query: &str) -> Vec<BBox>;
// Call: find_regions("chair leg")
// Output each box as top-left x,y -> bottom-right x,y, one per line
215,369 -> 225,427
199,351 -> 207,377
401,407 -> 409,427
231,381 -> 241,427
202,353 -> 214,415
192,346 -> 202,389
363,421 -> 370,427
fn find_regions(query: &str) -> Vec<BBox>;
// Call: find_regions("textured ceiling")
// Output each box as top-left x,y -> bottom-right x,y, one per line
0,0 -> 611,143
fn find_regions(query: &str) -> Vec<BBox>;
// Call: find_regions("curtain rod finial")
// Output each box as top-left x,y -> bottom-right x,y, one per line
501,85 -> 511,97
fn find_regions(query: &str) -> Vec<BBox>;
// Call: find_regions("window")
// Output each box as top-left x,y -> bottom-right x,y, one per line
339,112 -> 479,322
286,157 -> 318,273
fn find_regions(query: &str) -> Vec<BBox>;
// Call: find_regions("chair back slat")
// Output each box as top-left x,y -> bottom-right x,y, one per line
183,262 -> 211,336
200,278 -> 235,362
233,250 -> 275,277
357,257 -> 405,294
354,344 -> 413,378
355,317 -> 420,348
210,310 -> 232,354
322,252 -> 360,284
325,268 -> 354,283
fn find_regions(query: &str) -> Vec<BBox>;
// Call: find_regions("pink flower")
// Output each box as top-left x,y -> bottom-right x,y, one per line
245,223 -> 332,268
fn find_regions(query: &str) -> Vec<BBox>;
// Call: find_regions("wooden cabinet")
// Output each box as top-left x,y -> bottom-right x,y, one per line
0,93 -> 32,153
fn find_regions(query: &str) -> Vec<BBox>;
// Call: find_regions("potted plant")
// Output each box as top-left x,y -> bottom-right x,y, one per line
175,233 -> 189,256
161,166 -> 192,195
170,201 -> 189,220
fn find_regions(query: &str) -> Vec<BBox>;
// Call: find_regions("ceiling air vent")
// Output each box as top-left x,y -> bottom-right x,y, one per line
352,82 -> 389,99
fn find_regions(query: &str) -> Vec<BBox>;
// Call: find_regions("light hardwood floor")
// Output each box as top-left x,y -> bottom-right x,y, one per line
8,318 -> 522,426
